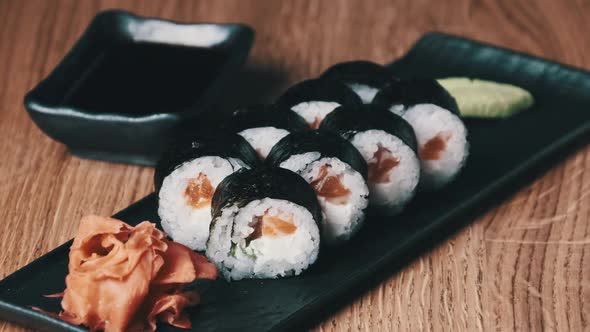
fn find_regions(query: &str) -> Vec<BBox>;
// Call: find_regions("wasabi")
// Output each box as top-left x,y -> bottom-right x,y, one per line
437,77 -> 534,118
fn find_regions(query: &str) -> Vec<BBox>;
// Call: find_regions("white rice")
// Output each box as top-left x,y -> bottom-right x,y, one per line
387,103 -> 406,116
347,83 -> 379,103
280,154 -> 369,244
350,130 -> 420,215
206,198 -> 320,281
279,151 -> 322,171
291,101 -> 341,128
238,126 -> 290,160
158,156 -> 247,251
402,104 -> 469,190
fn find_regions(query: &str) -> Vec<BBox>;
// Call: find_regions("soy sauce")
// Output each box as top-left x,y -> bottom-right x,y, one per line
63,42 -> 226,115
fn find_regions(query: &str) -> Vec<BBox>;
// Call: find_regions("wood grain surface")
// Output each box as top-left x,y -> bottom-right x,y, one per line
0,0 -> 588,331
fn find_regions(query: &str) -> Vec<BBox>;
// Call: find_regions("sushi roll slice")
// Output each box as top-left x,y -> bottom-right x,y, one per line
155,134 -> 259,251
321,61 -> 392,103
276,79 -> 363,129
372,78 -> 469,190
206,167 -> 321,281
320,105 -> 420,215
267,131 -> 369,244
229,104 -> 309,160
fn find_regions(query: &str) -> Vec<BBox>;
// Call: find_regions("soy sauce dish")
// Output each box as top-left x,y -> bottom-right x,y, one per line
24,10 -> 254,165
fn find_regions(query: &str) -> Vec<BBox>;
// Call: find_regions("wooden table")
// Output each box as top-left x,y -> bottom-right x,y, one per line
1,1 -> 588,331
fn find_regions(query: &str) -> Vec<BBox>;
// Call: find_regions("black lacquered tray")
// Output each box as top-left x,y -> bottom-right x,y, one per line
2,32 -> 590,331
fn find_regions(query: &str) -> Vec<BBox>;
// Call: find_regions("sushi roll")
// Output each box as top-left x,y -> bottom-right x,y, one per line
155,134 -> 259,251
372,78 -> 469,190
321,61 -> 392,103
206,167 -> 321,281
275,79 -> 363,129
320,105 -> 420,215
229,104 -> 309,160
267,131 -> 369,244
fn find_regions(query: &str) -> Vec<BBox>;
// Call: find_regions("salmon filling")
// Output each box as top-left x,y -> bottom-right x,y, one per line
184,173 -> 214,209
37,216 -> 217,332
309,116 -> 322,129
246,212 -> 297,244
419,131 -> 452,161
368,144 -> 400,183
310,165 -> 351,205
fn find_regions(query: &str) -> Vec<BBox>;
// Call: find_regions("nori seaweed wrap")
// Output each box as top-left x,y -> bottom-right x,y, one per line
154,133 -> 259,251
320,104 -> 421,215
228,104 -> 309,133
320,104 -> 418,153
275,79 -> 363,129
207,167 -> 322,280
320,61 -> 393,103
372,78 -> 460,115
266,130 -> 367,178
228,104 -> 309,160
211,167 -> 322,223
372,78 -> 469,191
267,130 -> 370,244
154,133 -> 259,191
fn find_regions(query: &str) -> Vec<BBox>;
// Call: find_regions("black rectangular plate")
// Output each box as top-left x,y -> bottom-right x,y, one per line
2,32 -> 590,331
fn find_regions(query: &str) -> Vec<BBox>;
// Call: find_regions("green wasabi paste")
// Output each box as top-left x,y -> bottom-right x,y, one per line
437,77 -> 534,118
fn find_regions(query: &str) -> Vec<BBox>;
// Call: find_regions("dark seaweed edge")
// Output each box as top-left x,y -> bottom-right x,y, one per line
320,60 -> 393,88
228,104 -> 309,133
319,104 -> 418,153
371,78 -> 460,115
211,166 -> 323,225
153,134 -> 260,192
275,79 -> 363,111
266,130 -> 368,180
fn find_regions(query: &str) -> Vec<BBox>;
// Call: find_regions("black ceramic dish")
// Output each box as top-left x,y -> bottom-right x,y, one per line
24,10 -> 254,166
3,32 -> 590,331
